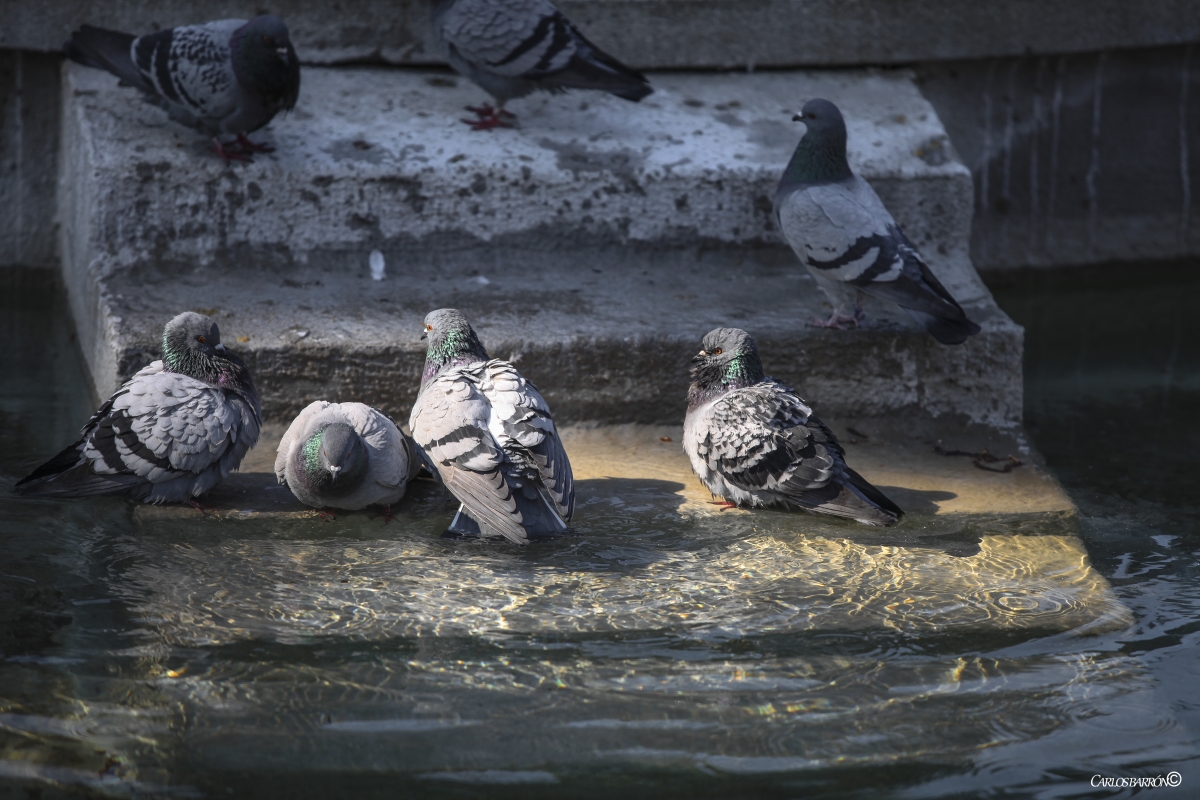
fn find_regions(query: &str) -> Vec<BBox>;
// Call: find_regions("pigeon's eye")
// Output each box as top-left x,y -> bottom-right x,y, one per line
714,348 -> 723,355
262,35 -> 272,45
426,324 -> 433,331
196,336 -> 206,343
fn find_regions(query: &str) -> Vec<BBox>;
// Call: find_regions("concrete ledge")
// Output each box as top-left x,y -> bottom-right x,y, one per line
6,1 -> 1200,68
60,63 -> 1021,427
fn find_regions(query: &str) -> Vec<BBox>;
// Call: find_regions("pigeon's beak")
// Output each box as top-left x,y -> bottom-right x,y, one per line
277,47 -> 290,61
328,465 -> 341,482
792,112 -> 803,122
215,343 -> 227,354
420,331 -> 427,340
692,349 -> 707,363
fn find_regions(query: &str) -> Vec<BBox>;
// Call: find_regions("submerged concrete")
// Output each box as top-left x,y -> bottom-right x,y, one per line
60,63 -> 1020,427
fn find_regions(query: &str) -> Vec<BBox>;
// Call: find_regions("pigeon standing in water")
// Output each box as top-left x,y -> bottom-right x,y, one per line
64,15 -> 300,163
16,312 -> 260,507
775,98 -> 981,345
276,401 -> 416,520
430,0 -> 652,129
409,309 -> 574,543
683,328 -> 903,526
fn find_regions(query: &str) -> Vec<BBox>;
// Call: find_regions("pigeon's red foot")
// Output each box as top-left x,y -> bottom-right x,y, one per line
235,133 -> 275,153
211,137 -> 253,165
462,103 -> 515,131
809,310 -> 863,330
315,508 -> 340,521
186,499 -> 213,516
369,504 -> 397,526
708,500 -> 739,511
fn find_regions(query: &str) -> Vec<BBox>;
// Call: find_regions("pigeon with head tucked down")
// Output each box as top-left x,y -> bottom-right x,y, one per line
683,327 -> 903,526
276,401 -> 416,519
775,98 -> 981,345
430,0 -> 652,129
64,15 -> 300,162
408,308 -> 574,543
16,312 -> 260,506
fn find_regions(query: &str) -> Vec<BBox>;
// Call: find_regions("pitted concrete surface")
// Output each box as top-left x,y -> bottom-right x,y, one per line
60,64 -> 1021,427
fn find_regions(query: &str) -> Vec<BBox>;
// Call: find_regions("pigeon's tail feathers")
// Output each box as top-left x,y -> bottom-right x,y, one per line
840,468 -> 904,525
547,34 -> 652,101
904,309 -> 983,346
446,484 -> 570,545
64,25 -> 148,91
783,470 -> 903,527
15,442 -> 136,498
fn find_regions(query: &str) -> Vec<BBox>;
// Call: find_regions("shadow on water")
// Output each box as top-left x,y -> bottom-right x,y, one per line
2,265 -> 1199,798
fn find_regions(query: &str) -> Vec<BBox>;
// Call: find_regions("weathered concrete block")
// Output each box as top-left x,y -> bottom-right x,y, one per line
0,51 -> 60,267
920,44 -> 1200,270
60,62 -> 1021,427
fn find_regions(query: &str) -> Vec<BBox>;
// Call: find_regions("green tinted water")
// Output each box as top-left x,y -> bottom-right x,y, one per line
1,266 -> 1197,798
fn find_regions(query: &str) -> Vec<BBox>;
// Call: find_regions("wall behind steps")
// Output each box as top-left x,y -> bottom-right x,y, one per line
0,51 -> 59,268
1,0 -> 1198,68
919,43 -> 1200,270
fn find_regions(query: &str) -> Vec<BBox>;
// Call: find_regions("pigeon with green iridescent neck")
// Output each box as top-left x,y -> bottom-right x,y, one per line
409,308 -> 574,543
431,0 -> 652,130
16,312 -> 260,506
683,328 -> 902,526
775,98 -> 981,344
275,401 -> 416,518
63,15 -> 300,162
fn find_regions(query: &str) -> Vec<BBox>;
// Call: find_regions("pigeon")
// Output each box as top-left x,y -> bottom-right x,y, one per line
16,312 -> 261,506
430,0 -> 653,129
275,401 -> 416,519
64,15 -> 300,163
775,98 -> 981,345
683,327 -> 903,526
409,309 -> 574,543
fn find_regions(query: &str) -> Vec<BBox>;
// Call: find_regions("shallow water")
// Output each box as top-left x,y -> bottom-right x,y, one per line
1,266 -> 1198,798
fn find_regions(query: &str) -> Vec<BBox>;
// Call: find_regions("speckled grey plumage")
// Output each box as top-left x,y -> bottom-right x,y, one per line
276,401 -> 414,512
409,308 -> 574,544
775,98 -> 980,345
431,0 -> 651,107
63,15 -> 300,139
683,327 -> 903,526
16,312 -> 260,504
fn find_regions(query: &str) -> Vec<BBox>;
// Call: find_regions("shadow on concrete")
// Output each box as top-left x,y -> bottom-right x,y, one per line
877,486 -> 958,515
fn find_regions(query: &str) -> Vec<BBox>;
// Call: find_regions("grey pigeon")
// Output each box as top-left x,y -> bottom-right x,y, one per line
64,15 -> 300,163
431,0 -> 652,129
16,312 -> 260,506
276,401 -> 416,518
775,98 -> 981,345
409,309 -> 574,543
683,328 -> 903,526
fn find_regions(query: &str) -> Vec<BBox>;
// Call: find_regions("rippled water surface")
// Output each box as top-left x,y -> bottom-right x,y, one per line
1,265 -> 1198,798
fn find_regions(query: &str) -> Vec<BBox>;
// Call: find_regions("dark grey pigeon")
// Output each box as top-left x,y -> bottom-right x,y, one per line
16,312 -> 260,507
775,98 -> 981,345
431,0 -> 652,130
683,328 -> 903,526
64,15 -> 300,163
276,401 -> 416,520
409,309 -> 574,543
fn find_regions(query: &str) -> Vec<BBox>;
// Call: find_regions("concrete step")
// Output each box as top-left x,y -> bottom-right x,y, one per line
59,63 -> 1021,428
8,1 -> 1200,68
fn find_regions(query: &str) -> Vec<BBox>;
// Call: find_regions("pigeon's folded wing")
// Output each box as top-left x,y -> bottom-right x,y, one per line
699,382 -> 840,498
483,360 -> 574,521
411,370 -> 529,543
